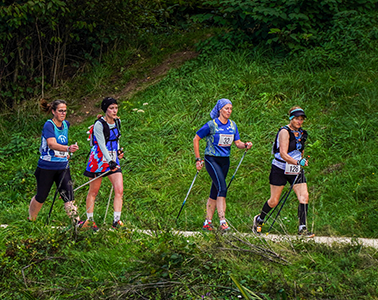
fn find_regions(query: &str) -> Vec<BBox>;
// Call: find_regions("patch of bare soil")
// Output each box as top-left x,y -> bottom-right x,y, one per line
322,162 -> 344,174
69,51 -> 198,124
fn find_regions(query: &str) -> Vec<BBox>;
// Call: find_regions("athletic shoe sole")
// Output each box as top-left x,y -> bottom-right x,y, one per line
298,232 -> 315,238
252,215 -> 262,235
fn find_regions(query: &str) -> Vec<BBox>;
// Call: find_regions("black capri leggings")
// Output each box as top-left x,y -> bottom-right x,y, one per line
34,167 -> 74,203
204,155 -> 230,199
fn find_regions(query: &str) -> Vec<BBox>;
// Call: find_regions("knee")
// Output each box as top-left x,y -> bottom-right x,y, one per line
34,195 -> 46,204
218,184 -> 228,198
114,186 -> 123,197
298,192 -> 309,204
87,189 -> 98,199
268,196 -> 280,208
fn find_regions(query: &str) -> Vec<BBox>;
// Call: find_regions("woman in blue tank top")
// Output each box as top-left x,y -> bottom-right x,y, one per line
28,100 -> 80,222
193,98 -> 252,232
252,106 -> 314,237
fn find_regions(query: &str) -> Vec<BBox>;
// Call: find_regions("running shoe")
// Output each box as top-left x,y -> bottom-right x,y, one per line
202,222 -> 214,232
220,222 -> 231,232
112,220 -> 124,229
77,219 -> 99,232
252,214 -> 263,235
298,227 -> 315,238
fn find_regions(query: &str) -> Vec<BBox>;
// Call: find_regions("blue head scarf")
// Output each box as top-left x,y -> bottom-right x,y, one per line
210,98 -> 232,119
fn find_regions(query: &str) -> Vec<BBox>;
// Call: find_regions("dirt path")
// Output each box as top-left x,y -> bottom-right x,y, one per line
69,51 -> 198,124
1,224 -> 377,249
154,230 -> 378,249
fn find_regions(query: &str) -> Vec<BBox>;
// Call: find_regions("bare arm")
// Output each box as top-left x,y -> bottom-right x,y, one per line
234,140 -> 252,150
47,138 -> 78,153
193,134 -> 203,171
193,134 -> 201,158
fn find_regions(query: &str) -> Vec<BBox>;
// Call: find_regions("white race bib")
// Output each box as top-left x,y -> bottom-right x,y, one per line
285,163 -> 300,175
54,150 -> 68,158
103,150 -> 117,162
218,134 -> 234,147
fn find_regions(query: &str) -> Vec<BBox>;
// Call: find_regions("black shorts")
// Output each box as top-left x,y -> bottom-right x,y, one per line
269,164 -> 306,186
34,167 -> 74,204
83,168 -> 122,179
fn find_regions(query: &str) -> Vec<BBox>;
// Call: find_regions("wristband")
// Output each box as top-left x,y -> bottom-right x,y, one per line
109,160 -> 118,170
195,158 -> 202,162
297,158 -> 306,166
67,146 -> 70,153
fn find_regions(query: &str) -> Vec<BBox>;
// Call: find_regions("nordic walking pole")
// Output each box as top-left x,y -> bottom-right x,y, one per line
227,149 -> 247,189
176,170 -> 200,222
266,156 -> 310,223
73,170 -> 111,192
267,169 -> 302,233
264,189 -> 289,223
103,186 -> 113,224
46,143 -> 77,225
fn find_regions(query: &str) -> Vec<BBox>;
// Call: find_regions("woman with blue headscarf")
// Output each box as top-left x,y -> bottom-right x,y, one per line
193,98 -> 252,232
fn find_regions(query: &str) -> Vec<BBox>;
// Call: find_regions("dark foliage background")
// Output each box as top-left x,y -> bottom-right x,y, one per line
0,0 -> 202,107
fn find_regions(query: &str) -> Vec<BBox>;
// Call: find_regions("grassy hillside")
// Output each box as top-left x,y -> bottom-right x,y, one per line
1,31 -> 378,299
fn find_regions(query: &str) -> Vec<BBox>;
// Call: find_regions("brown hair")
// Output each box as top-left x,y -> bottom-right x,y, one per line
40,99 -> 67,113
288,106 -> 303,115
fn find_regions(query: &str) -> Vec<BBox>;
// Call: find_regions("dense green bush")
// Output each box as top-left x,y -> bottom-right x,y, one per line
193,0 -> 378,63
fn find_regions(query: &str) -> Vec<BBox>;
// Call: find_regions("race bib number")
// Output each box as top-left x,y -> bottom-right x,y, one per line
54,150 -> 68,158
285,163 -> 300,175
102,150 -> 117,162
218,134 -> 234,147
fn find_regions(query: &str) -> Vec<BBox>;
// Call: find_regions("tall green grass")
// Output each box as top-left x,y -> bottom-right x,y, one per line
1,46 -> 378,237
1,35 -> 378,299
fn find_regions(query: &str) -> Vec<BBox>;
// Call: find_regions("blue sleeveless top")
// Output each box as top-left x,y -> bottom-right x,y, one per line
38,120 -> 69,170
196,118 -> 240,157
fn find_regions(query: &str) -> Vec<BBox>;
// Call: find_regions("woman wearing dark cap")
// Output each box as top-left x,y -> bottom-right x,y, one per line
193,98 -> 252,232
253,106 -> 314,237
29,99 -> 80,222
81,97 -> 124,230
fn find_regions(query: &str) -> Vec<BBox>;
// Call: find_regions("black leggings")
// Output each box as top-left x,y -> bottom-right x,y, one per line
34,167 -> 74,203
204,155 -> 230,199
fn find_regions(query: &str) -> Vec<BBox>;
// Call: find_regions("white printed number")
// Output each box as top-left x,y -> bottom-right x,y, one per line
285,163 -> 300,175
54,150 -> 68,158
218,134 -> 234,147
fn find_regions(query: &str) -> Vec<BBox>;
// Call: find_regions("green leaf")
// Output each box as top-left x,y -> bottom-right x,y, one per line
269,28 -> 281,34
230,275 -> 252,299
